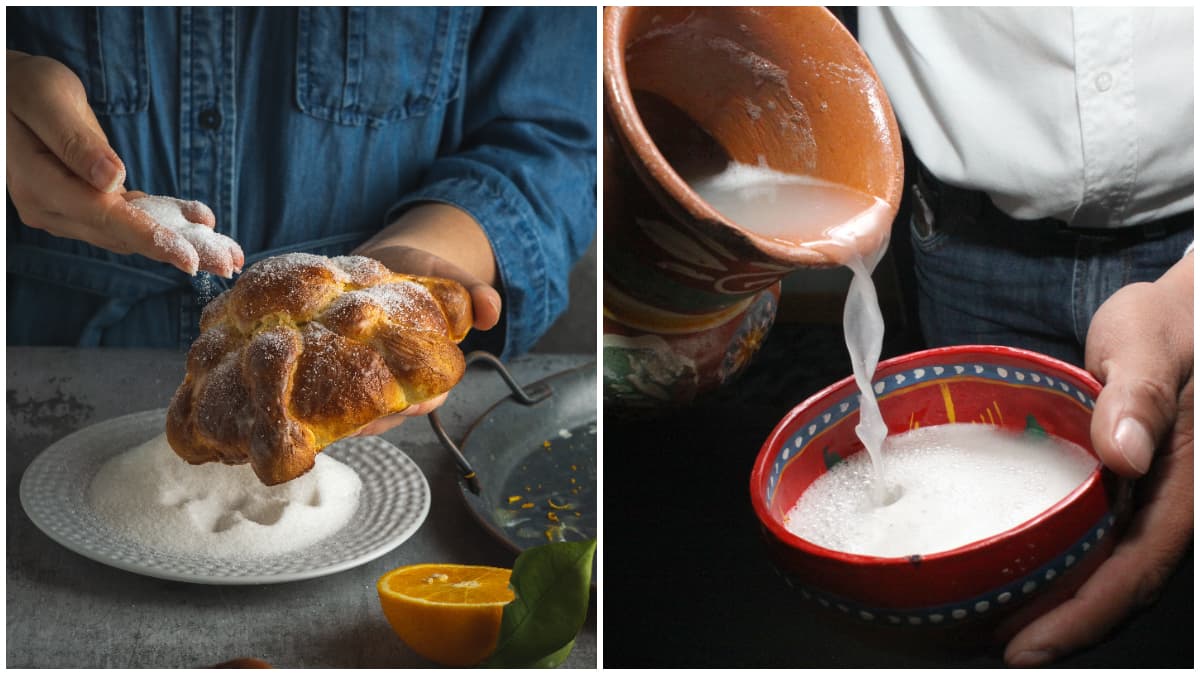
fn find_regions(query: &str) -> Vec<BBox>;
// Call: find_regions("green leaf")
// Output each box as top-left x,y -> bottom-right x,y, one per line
528,639 -> 576,669
482,539 -> 596,668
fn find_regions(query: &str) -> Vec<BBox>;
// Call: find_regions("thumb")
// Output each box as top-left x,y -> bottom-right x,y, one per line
469,284 -> 502,331
1085,284 -> 1187,478
9,55 -> 125,192
1089,362 -> 1177,477
53,96 -> 126,193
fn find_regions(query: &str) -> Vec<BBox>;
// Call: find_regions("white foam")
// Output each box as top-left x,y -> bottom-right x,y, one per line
88,434 -> 361,560
783,424 -> 1098,557
688,162 -> 887,249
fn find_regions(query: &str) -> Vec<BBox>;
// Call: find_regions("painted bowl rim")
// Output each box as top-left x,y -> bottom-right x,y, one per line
750,344 -> 1106,568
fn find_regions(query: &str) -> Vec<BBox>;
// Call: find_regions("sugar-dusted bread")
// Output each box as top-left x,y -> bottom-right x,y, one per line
166,253 -> 472,485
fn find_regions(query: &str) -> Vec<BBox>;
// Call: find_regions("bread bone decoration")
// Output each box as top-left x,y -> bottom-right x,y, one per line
166,253 -> 472,485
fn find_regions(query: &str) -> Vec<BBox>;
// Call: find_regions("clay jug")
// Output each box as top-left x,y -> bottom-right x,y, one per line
603,6 -> 904,410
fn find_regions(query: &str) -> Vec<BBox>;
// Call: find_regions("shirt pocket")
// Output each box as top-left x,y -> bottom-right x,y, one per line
84,8 -> 149,115
294,7 -> 474,127
11,8 -> 149,116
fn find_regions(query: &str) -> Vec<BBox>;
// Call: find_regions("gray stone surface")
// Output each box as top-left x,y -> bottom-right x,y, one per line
6,347 -> 596,668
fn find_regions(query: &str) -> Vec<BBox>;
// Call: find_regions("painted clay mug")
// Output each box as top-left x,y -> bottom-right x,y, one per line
603,6 -> 905,410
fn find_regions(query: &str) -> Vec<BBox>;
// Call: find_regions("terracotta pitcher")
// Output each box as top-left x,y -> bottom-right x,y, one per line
603,6 -> 904,410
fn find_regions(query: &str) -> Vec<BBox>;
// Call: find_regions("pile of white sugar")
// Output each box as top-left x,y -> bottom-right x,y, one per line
88,434 -> 361,559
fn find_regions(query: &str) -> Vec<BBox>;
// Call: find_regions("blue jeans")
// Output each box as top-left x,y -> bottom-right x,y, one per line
908,166 -> 1193,367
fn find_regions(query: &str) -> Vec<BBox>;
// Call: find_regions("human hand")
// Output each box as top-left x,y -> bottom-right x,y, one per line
6,50 -> 236,276
357,241 -> 502,333
1004,252 -> 1194,666
124,193 -> 244,278
350,202 -> 503,435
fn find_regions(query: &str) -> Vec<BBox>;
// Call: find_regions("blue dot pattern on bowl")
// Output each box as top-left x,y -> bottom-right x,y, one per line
764,362 -> 1097,504
780,513 -> 1117,625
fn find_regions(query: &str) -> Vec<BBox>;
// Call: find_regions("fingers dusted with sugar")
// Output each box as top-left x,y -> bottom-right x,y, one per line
114,200 -> 200,274
179,199 -> 217,227
129,195 -> 244,278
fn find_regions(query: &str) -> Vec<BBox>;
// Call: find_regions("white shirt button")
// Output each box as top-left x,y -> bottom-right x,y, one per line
1095,71 -> 1113,91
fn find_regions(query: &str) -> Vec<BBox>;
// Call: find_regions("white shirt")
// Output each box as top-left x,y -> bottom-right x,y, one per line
859,7 -> 1194,228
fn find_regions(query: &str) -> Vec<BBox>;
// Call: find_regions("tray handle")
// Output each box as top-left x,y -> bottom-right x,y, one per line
429,351 -> 552,495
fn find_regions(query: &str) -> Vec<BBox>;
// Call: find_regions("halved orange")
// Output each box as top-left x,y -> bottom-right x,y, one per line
377,563 -> 515,667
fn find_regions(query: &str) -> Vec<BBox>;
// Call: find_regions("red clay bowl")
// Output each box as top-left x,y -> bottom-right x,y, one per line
750,345 -> 1133,639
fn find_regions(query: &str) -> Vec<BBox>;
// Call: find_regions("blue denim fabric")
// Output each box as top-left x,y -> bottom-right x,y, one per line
908,170 -> 1193,367
6,7 -> 597,358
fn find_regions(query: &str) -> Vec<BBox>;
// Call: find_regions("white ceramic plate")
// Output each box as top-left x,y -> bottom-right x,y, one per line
19,409 -> 430,585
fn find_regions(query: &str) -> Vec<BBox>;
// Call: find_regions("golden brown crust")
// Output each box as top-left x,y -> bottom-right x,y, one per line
194,356 -> 252,461
291,323 -> 400,440
373,325 -> 467,402
166,253 -> 473,485
424,278 -> 473,342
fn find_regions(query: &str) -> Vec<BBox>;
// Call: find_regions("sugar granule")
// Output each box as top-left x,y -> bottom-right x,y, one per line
131,196 -> 244,278
88,434 -> 362,560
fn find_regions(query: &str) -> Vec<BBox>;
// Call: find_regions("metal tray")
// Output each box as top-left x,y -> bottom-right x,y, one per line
432,354 -> 596,559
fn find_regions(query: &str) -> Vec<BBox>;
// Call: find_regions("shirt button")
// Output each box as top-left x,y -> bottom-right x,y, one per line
1095,72 -> 1113,92
198,107 -> 222,130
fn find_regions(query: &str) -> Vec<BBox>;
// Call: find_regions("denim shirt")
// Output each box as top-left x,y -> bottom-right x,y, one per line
6,7 -> 596,359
